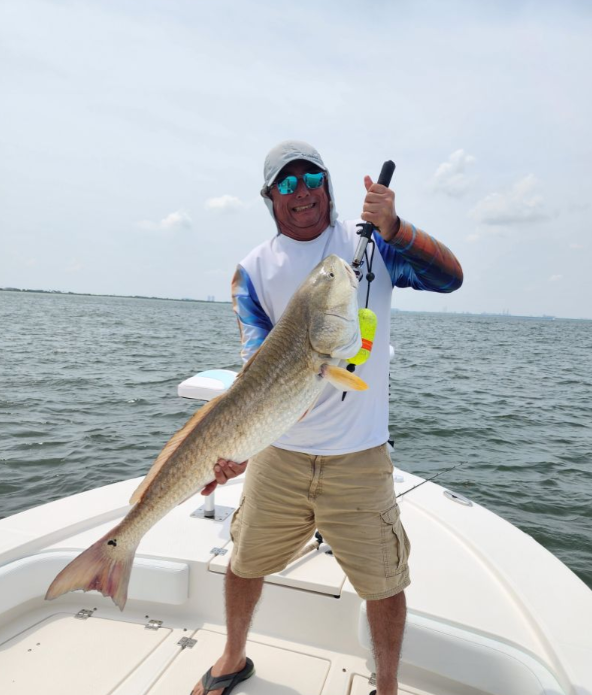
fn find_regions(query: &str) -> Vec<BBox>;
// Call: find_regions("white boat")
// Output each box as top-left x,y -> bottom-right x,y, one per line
1,369 -> 591,695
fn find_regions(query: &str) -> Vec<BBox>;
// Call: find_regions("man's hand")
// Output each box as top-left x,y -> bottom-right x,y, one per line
362,176 -> 400,242
201,458 -> 248,496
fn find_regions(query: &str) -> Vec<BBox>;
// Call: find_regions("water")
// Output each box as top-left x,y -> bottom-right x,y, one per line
1,291 -> 591,588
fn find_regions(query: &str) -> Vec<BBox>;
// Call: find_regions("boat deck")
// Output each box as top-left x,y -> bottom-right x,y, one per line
0,603 -> 441,695
1,470 -> 591,694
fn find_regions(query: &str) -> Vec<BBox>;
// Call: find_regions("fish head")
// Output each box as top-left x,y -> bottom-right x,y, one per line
305,254 -> 362,359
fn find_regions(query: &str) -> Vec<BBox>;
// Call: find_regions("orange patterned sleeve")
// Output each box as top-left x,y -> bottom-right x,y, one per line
376,219 -> 463,292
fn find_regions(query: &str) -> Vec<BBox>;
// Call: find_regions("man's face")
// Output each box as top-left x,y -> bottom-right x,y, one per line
269,159 -> 331,241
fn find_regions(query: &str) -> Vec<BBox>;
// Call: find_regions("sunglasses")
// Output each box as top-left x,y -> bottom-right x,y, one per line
273,171 -> 326,195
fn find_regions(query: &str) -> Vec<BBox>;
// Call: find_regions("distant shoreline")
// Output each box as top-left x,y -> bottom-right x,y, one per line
1,287 -> 589,321
0,287 -> 231,305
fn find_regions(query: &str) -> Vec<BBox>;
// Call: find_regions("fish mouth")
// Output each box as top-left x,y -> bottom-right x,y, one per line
344,263 -> 359,289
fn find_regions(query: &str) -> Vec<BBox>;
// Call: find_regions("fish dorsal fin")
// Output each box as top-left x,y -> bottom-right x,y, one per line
322,364 -> 368,391
129,396 -> 221,505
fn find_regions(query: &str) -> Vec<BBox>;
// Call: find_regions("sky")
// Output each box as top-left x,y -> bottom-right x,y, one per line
1,0 -> 591,318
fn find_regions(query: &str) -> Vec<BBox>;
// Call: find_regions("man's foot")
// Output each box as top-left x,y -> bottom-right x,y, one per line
190,653 -> 248,695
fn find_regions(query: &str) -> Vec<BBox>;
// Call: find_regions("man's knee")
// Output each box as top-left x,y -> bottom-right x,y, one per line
226,562 -> 265,585
366,590 -> 407,624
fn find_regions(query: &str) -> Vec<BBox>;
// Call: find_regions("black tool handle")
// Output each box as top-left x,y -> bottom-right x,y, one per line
352,160 -> 397,271
377,160 -> 396,188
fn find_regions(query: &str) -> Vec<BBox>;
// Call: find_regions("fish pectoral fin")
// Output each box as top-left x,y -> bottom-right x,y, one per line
129,396 -> 222,505
321,364 -> 368,391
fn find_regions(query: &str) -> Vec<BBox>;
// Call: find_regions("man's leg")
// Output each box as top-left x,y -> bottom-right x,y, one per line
366,591 -> 407,695
191,564 -> 263,695
192,446 -> 316,694
312,446 -> 411,694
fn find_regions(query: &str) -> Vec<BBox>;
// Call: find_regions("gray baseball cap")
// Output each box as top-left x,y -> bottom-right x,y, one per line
260,140 -> 338,229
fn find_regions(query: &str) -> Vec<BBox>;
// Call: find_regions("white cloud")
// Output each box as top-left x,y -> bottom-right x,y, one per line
569,243 -> 584,250
549,274 -> 563,282
204,195 -> 245,213
470,175 -> 548,225
466,233 -> 480,243
432,149 -> 476,197
137,210 -> 192,231
161,210 -> 192,230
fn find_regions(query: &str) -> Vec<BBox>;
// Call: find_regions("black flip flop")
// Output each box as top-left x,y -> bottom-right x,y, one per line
197,657 -> 255,694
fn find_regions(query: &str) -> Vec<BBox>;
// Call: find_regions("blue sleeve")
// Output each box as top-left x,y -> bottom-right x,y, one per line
231,265 -> 273,362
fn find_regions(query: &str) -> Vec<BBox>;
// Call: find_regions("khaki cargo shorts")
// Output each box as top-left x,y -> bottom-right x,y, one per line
229,443 -> 411,600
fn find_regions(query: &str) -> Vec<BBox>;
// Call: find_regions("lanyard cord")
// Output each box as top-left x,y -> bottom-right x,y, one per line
364,238 -> 376,309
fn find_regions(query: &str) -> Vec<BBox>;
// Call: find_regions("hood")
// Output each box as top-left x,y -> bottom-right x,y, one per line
260,140 -> 338,231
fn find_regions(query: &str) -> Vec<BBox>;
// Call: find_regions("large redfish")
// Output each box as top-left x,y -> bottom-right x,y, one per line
46,254 -> 366,610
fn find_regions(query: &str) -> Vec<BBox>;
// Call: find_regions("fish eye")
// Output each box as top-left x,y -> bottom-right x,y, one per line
328,272 -> 335,278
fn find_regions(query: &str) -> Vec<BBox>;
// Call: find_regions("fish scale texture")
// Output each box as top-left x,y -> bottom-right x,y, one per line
120,314 -> 323,544
44,255 -> 361,609
109,259 -> 356,547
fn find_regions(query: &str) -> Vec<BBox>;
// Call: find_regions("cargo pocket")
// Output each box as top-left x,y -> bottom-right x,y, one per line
229,496 -> 246,546
380,504 -> 411,578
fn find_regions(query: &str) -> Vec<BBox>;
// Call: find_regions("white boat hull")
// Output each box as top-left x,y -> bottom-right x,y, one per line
0,465 -> 590,694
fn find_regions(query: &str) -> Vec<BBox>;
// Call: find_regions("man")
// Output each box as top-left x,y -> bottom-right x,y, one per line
192,140 -> 463,695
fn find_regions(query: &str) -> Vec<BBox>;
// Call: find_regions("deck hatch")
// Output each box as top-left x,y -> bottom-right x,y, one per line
209,537 -> 346,596
148,629 -> 330,695
0,612 -> 171,695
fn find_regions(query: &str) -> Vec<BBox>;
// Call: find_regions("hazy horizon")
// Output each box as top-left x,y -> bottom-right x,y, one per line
3,285 -> 590,321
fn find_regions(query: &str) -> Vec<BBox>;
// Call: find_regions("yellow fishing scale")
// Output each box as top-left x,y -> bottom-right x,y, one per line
347,160 -> 394,369
345,160 -> 395,384
340,280 -> 377,404
343,221 -> 380,392
348,307 -> 378,365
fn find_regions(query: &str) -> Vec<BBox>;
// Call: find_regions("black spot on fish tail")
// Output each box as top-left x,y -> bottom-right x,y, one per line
107,539 -> 117,547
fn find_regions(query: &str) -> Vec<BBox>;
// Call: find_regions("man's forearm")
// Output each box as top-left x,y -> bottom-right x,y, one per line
388,219 -> 463,292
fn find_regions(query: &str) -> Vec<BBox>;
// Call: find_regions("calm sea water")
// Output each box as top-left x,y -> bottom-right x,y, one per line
1,291 -> 590,588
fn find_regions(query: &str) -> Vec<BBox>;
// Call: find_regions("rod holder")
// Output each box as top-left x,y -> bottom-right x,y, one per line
203,491 -> 215,518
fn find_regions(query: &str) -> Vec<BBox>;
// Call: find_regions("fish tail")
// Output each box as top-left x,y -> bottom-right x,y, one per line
45,525 -> 138,611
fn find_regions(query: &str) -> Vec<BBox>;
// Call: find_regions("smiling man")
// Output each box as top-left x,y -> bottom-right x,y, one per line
267,160 -> 331,240
192,140 -> 463,695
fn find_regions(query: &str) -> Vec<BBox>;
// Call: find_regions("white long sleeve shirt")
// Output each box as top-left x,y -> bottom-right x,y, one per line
231,218 -> 462,455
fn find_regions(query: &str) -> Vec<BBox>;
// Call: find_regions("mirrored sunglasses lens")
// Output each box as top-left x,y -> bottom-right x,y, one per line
304,172 -> 325,189
277,176 -> 298,195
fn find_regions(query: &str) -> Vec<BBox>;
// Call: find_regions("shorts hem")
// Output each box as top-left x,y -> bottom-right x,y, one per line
230,560 -> 289,580
357,574 -> 410,601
